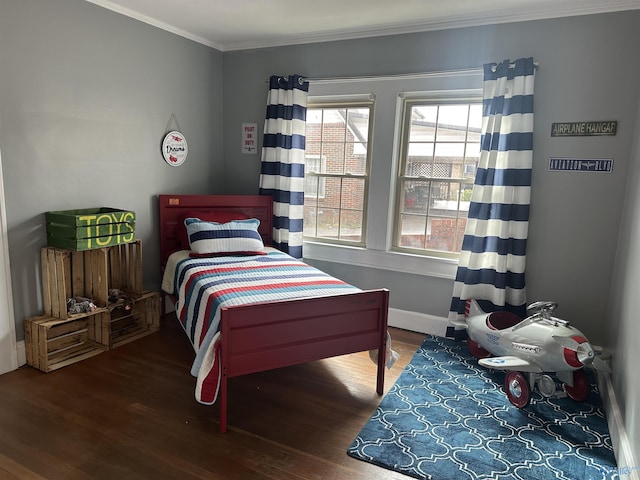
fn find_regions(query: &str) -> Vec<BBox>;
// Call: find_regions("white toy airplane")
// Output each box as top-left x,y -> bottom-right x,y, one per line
464,300 -> 610,408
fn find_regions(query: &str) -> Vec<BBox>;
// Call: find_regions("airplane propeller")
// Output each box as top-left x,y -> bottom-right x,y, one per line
591,356 -> 611,373
552,335 -> 611,372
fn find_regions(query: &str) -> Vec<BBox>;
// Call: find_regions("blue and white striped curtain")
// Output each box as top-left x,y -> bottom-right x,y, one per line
258,74 -> 309,258
447,57 -> 536,337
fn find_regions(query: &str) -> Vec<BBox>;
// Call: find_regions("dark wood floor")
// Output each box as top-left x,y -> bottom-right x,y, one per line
0,315 -> 425,479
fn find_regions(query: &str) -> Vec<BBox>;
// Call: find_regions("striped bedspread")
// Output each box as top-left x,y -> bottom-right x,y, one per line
162,248 -> 361,405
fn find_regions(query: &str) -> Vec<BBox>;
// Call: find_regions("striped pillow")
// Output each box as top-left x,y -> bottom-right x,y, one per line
185,218 -> 265,255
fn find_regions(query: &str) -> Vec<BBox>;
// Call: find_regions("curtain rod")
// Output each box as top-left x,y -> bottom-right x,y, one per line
302,68 -> 483,84
271,62 -> 539,85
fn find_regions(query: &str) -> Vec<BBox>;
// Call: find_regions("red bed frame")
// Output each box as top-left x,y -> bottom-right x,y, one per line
158,194 -> 389,432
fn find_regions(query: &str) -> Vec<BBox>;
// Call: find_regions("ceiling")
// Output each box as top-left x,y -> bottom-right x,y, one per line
86,0 -> 640,52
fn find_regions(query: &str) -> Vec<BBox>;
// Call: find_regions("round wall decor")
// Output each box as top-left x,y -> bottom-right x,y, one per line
162,130 -> 188,166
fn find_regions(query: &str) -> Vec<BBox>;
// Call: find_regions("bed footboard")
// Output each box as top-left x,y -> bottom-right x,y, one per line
218,289 -> 389,433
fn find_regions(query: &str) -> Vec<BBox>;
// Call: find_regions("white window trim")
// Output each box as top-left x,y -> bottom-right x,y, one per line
303,240 -> 458,279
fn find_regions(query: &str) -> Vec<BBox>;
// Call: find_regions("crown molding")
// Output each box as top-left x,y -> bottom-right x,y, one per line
86,0 -> 640,52
85,0 -> 225,51
222,1 -> 640,51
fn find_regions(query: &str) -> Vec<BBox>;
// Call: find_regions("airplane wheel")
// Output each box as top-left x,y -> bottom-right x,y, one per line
505,371 -> 530,408
467,339 -> 491,359
564,369 -> 589,402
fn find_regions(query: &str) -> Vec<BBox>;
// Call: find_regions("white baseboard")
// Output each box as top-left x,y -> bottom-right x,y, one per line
17,340 -> 25,367
388,308 -> 448,336
599,372 -> 639,479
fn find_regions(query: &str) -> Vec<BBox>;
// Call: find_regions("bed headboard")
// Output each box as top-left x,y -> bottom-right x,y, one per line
158,194 -> 273,266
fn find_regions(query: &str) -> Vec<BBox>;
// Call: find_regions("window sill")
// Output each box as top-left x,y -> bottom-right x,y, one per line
303,241 -> 458,280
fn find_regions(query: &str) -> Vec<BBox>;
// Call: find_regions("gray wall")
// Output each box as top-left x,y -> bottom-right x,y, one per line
607,99 -> 640,465
222,12 -> 640,347
0,0 -> 224,338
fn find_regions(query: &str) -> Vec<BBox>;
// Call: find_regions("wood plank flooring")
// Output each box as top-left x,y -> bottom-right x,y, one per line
0,315 -> 425,479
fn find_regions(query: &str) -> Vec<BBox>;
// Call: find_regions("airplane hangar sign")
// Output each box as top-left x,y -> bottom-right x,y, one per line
551,121 -> 617,137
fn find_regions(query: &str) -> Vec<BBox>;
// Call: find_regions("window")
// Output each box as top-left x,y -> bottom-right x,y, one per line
303,71 -> 483,278
393,100 -> 482,256
304,102 -> 373,245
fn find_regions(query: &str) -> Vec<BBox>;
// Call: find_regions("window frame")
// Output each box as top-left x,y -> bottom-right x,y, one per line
303,99 -> 374,247
392,95 -> 483,259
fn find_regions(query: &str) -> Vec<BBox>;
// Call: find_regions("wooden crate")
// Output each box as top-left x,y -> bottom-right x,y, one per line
46,207 -> 135,251
24,309 -> 110,373
106,241 -> 143,296
41,240 -> 143,319
41,247 -> 109,319
108,291 -> 160,349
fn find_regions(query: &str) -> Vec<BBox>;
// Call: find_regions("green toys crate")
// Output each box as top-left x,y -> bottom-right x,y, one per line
46,207 -> 135,251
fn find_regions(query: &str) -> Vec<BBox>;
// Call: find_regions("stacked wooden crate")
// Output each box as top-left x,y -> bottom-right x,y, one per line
25,240 -> 160,372
44,206 -> 136,251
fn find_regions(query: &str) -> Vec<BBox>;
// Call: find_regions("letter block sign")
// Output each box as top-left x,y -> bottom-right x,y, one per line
45,207 -> 136,251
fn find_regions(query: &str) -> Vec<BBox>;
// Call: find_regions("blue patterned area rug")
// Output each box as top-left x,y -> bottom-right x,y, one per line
347,335 -> 618,480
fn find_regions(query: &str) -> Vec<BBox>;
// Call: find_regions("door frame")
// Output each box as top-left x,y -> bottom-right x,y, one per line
0,147 -> 18,375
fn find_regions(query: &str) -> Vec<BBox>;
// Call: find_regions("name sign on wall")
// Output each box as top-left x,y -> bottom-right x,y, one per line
549,157 -> 613,173
551,121 -> 617,137
242,123 -> 258,154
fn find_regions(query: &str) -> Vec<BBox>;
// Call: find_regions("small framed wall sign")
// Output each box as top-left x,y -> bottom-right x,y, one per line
242,123 -> 258,154
549,157 -> 613,173
550,121 -> 617,137
162,130 -> 188,167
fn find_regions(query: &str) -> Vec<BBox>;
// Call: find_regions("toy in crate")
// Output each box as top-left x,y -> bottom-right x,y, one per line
45,207 -> 135,251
